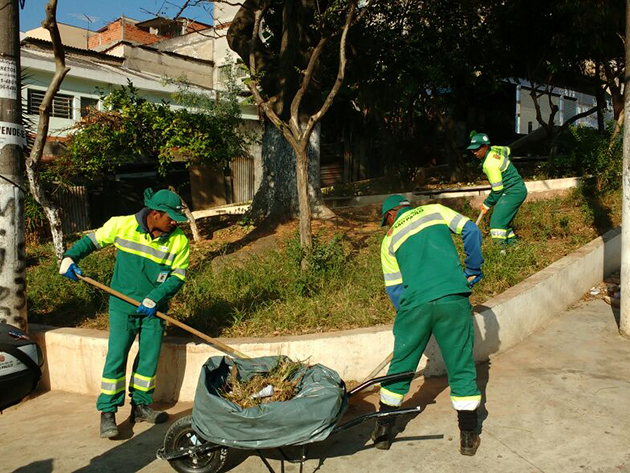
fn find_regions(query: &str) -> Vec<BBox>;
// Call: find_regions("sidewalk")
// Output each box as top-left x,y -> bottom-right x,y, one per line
1,299 -> 629,473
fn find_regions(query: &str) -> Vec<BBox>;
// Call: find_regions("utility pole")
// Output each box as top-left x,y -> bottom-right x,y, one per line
0,0 -> 27,330
621,0 -> 630,338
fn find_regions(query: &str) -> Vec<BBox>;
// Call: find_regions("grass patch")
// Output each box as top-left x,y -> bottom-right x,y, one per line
27,187 -> 621,337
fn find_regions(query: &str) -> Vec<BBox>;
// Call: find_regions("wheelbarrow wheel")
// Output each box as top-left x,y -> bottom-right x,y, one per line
163,415 -> 228,473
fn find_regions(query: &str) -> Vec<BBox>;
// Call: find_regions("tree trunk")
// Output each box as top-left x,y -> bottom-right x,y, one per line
168,186 -> 200,242
596,86 -> 606,133
249,120 -> 333,221
42,201 -> 64,261
295,143 -> 312,266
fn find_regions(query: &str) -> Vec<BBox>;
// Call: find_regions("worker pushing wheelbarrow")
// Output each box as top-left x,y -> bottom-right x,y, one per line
156,355 -> 419,473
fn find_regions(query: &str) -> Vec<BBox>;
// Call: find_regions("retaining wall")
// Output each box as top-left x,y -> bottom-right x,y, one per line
30,225 -> 620,402
191,177 -> 582,218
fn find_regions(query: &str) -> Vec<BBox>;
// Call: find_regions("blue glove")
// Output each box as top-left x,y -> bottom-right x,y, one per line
136,298 -> 158,318
465,268 -> 483,288
59,257 -> 83,282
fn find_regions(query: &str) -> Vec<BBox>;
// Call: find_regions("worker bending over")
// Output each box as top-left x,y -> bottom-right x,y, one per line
373,195 -> 484,456
467,132 -> 527,244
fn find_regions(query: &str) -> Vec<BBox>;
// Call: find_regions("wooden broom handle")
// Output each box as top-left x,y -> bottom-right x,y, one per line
78,275 -> 250,359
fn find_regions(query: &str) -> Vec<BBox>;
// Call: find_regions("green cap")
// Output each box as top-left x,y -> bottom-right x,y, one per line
381,194 -> 410,226
144,188 -> 187,222
467,132 -> 491,150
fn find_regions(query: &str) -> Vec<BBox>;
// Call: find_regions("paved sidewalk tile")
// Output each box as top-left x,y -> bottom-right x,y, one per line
1,299 -> 629,473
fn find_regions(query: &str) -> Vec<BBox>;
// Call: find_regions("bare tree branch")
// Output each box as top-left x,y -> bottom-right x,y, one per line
245,2 -> 294,144
25,0 -> 71,261
305,2 -> 356,138
558,105 -> 600,132
174,0 -> 193,19
289,37 -> 327,135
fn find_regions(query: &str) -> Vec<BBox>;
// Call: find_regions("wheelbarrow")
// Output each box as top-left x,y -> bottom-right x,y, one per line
156,355 -> 420,473
76,276 -> 418,472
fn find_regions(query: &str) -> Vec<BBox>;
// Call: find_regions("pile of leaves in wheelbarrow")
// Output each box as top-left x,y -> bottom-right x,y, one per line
220,357 -> 307,408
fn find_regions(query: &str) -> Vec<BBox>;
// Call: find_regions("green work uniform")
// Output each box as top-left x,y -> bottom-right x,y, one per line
64,209 -> 190,412
380,204 -> 482,411
482,146 -> 528,241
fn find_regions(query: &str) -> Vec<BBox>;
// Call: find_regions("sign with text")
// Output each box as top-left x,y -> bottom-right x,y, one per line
0,122 -> 27,149
0,59 -> 18,100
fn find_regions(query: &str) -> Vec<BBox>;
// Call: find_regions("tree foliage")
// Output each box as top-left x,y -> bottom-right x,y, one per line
59,81 -> 248,183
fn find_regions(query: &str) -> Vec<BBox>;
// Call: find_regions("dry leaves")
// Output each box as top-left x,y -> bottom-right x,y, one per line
221,358 -> 307,408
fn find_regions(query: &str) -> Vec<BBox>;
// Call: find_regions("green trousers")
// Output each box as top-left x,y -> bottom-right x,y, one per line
489,184 -> 527,242
96,308 -> 165,413
380,294 -> 481,411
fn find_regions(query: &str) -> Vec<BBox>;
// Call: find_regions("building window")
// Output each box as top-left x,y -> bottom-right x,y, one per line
27,89 -> 74,119
80,97 -> 99,117
218,63 -> 249,83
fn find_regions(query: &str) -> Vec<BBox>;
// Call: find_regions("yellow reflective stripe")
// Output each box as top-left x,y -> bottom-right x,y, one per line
115,237 -> 176,263
381,237 -> 402,286
88,232 -> 101,249
490,180 -> 504,191
483,152 -> 504,189
94,215 -> 189,269
490,229 -> 508,239
102,375 -> 126,384
380,387 -> 404,407
172,268 -> 186,281
101,375 -> 126,395
131,373 -> 156,392
437,205 -> 469,234
389,211 -> 444,254
451,394 -> 481,411
383,271 -> 402,282
114,241 -> 175,266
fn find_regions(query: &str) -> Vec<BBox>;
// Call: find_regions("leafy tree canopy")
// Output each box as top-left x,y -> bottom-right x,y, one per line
56,80 -> 248,183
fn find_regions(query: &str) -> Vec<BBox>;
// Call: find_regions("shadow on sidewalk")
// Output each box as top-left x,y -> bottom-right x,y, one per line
72,407 -> 190,473
12,459 -> 53,473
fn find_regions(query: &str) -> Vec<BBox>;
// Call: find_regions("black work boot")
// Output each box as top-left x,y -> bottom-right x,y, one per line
371,402 -> 397,450
460,430 -> 481,456
457,409 -> 480,456
100,412 -> 119,439
130,403 -> 169,424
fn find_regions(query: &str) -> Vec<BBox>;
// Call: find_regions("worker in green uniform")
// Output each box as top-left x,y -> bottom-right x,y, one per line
373,195 -> 483,455
467,132 -> 528,244
59,188 -> 190,438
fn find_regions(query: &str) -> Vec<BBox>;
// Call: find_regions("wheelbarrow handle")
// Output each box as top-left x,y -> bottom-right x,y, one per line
78,275 -> 250,360
348,371 -> 416,397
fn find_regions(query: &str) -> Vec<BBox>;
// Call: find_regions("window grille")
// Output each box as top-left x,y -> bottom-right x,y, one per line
27,89 -> 74,119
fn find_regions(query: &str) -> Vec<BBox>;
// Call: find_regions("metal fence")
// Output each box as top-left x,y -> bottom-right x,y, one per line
230,157 -> 255,204
57,186 -> 91,234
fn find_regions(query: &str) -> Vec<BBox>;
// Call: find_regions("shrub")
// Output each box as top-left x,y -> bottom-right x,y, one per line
546,125 -> 622,191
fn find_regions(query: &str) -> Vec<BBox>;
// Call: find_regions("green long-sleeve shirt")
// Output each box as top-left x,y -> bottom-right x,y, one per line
64,208 -> 190,313
380,204 -> 476,309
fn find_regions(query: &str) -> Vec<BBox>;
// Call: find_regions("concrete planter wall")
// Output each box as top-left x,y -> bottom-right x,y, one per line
325,177 -> 582,208
31,226 -> 620,402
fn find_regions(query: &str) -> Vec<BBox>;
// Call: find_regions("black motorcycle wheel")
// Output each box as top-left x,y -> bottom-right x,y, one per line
163,415 -> 228,473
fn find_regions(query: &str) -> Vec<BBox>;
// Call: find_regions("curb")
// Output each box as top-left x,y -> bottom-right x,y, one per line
188,177 -> 581,217
325,177 -> 582,208
30,225 -> 619,402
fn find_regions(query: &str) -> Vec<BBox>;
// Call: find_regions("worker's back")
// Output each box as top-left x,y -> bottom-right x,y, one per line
381,204 -> 471,309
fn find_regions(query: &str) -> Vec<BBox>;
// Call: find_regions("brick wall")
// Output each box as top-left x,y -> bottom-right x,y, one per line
88,19 -> 162,49
185,20 -> 210,33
